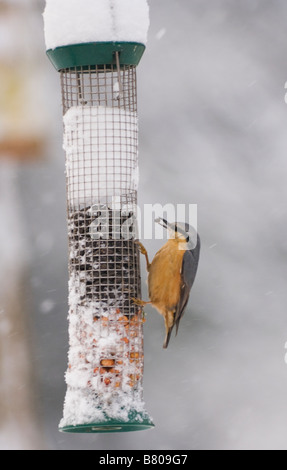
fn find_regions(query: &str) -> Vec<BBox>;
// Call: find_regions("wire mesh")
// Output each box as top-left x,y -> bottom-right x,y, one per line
61,64 -> 137,113
59,63 -> 150,431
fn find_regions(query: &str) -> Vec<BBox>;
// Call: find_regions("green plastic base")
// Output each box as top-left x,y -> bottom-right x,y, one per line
60,421 -> 154,434
47,42 -> 146,71
59,409 -> 154,434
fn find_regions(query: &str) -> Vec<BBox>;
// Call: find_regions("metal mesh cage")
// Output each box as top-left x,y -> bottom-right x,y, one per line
58,62 -> 153,433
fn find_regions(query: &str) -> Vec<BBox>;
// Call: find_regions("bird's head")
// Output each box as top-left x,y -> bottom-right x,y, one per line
155,217 -> 199,250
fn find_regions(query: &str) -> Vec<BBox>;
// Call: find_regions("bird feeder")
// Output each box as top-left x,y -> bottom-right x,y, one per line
43,0 -> 153,433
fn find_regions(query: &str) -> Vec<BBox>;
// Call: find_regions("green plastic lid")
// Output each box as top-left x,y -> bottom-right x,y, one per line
47,42 -> 145,71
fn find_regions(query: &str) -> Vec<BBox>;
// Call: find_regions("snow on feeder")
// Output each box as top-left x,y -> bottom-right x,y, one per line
43,0 -> 153,433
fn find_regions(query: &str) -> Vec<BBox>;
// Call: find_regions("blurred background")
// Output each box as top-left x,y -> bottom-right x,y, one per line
1,0 -> 287,450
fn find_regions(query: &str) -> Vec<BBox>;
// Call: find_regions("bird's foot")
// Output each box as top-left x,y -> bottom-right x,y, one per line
131,297 -> 150,307
135,241 -> 148,256
135,241 -> 151,271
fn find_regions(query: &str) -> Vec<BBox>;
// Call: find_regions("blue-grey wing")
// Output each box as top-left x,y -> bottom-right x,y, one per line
175,236 -> 200,334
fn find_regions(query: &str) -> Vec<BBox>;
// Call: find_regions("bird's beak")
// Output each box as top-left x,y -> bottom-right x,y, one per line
155,217 -> 169,229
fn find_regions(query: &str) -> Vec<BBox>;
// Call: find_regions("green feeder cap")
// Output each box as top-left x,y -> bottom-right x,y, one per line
46,41 -> 146,71
59,411 -> 154,434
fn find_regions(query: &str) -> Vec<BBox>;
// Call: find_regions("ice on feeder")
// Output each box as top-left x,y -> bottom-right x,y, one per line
112,0 -> 150,45
60,187 -> 150,428
63,106 -> 139,205
43,0 -> 150,50
59,268 -> 148,428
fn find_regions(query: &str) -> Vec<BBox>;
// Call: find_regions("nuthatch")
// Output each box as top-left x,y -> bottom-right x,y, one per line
133,218 -> 200,348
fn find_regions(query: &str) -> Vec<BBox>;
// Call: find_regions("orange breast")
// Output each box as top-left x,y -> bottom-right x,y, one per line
148,240 -> 184,314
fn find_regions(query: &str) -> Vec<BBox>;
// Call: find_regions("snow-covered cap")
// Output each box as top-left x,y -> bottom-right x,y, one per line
43,0 -> 150,51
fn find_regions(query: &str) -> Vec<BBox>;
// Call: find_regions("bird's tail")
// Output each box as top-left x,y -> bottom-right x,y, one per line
163,328 -> 173,349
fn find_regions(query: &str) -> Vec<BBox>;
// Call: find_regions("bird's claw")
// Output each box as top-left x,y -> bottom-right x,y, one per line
135,241 -> 148,256
131,297 -> 148,307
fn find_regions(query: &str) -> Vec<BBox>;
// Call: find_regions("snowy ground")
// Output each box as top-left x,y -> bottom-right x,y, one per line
3,0 -> 287,450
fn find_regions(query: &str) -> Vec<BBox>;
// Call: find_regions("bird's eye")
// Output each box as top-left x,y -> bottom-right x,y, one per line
186,235 -> 190,242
